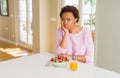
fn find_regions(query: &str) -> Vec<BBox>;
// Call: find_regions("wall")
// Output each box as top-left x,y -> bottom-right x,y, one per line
39,0 -> 51,52
32,0 -> 40,53
32,0 -> 52,53
0,0 -> 16,44
32,0 -> 57,53
33,0 -> 57,53
96,0 -> 120,73
49,0 -> 57,53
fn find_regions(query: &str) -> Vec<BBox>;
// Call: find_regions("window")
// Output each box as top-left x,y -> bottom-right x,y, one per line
19,0 -> 32,49
64,0 -> 79,6
0,0 -> 9,16
63,0 -> 96,32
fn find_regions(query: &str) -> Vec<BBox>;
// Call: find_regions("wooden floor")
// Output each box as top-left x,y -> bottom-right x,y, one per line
0,41 -> 32,62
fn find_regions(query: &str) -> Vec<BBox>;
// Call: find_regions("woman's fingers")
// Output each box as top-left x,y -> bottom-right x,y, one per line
61,25 -> 68,33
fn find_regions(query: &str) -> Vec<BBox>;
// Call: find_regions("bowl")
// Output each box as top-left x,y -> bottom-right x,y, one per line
50,56 -> 69,67
51,61 -> 68,67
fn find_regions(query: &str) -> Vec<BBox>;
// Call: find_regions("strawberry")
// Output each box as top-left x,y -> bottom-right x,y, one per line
50,58 -> 54,62
59,59 -> 63,62
65,57 -> 69,61
58,56 -> 62,59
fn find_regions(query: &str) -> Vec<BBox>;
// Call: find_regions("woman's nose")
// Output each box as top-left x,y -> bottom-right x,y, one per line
64,20 -> 67,24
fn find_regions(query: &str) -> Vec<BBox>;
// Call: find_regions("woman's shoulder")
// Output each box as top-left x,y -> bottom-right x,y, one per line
57,27 -> 62,30
82,26 -> 89,30
56,27 -> 63,34
57,27 -> 62,32
82,27 -> 91,33
79,27 -> 91,38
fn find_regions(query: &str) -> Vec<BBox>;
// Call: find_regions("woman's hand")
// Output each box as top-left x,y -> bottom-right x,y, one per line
62,26 -> 68,34
58,54 -> 86,63
59,22 -> 68,49
61,23 -> 69,34
57,53 -> 72,60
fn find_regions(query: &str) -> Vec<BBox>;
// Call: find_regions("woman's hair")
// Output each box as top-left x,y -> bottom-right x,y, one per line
60,5 -> 80,23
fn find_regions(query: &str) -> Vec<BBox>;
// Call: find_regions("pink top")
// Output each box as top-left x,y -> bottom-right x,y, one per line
56,27 -> 94,64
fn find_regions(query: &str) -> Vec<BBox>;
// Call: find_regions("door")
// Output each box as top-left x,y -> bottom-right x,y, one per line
18,0 -> 32,49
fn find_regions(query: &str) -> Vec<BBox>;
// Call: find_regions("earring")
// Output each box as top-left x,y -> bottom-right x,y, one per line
75,22 -> 78,25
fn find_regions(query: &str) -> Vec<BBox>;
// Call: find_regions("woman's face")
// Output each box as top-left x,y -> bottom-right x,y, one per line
61,12 -> 77,30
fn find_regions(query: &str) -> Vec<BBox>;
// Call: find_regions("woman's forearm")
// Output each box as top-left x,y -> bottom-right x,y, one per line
60,54 -> 86,63
76,55 -> 86,63
60,33 -> 68,49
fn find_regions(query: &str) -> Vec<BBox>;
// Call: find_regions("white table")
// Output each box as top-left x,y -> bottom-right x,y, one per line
0,52 -> 120,78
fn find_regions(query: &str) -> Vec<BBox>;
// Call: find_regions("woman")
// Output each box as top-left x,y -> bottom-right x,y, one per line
56,5 -> 94,64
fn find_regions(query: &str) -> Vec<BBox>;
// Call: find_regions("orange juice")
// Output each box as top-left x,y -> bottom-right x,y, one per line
70,61 -> 78,71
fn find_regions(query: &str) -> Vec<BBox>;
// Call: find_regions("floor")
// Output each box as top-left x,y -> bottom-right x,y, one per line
0,41 -> 32,62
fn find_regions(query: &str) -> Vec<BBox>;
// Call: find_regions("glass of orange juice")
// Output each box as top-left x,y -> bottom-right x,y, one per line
70,60 -> 78,71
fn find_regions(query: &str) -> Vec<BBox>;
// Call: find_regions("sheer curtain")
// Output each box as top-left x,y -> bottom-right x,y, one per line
19,0 -> 32,49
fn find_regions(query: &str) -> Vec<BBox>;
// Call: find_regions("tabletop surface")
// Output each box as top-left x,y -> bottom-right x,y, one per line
0,52 -> 120,78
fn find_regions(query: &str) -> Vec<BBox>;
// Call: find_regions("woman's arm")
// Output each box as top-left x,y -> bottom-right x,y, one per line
76,55 -> 86,63
60,25 -> 69,49
56,28 -> 68,54
84,30 -> 94,64
58,54 -> 86,63
59,32 -> 68,49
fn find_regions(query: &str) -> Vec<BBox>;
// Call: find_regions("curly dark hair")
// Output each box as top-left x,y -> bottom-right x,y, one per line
60,5 -> 80,23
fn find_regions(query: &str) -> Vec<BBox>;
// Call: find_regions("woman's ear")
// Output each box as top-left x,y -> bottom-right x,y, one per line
74,18 -> 77,23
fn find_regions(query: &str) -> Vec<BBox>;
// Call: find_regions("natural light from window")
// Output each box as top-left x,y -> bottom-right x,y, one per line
0,48 -> 29,57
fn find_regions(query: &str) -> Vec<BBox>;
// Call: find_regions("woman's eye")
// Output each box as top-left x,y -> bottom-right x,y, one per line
61,18 -> 64,21
67,19 -> 71,21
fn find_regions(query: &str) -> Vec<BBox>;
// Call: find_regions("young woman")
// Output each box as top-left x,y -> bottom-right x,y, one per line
56,5 -> 94,65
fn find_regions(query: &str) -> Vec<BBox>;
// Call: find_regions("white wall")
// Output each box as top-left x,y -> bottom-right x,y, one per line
32,0 -> 57,53
32,0 -> 40,53
49,0 -> 57,53
0,0 -> 16,43
39,0 -> 51,52
96,0 -> 120,73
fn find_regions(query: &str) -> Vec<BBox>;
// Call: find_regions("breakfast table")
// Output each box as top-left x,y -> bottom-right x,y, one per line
0,52 -> 120,78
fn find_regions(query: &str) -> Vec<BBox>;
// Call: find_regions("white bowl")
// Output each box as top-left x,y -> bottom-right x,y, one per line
51,62 -> 68,67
